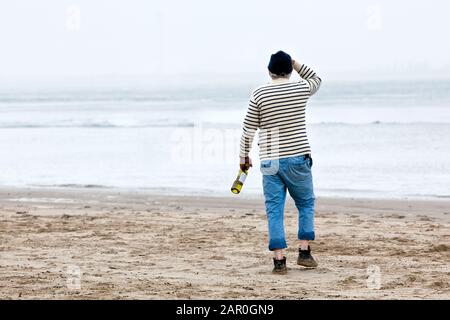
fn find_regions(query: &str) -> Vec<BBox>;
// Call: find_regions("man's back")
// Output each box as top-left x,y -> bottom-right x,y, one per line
240,63 -> 321,161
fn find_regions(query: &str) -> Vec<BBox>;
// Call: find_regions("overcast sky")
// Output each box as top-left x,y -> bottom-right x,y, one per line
1,0 -> 449,81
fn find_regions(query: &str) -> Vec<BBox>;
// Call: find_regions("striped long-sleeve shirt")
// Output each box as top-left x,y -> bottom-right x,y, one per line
240,63 -> 321,161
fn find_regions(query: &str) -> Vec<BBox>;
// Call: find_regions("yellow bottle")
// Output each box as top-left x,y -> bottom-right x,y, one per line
231,168 -> 249,194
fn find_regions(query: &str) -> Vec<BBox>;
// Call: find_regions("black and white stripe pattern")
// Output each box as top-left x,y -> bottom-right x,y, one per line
240,63 -> 321,160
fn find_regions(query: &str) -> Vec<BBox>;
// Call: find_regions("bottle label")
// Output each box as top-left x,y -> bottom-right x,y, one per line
238,172 -> 247,183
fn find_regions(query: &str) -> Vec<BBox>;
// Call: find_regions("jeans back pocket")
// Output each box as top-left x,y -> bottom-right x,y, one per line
287,156 -> 312,181
260,159 -> 279,176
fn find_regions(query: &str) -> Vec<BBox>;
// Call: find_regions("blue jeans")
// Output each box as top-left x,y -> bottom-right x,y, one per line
260,155 -> 315,251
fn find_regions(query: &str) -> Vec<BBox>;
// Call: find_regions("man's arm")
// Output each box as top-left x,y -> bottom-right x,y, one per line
292,60 -> 322,95
239,94 -> 259,169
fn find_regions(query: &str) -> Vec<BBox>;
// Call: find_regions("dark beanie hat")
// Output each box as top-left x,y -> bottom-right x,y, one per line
268,51 -> 293,76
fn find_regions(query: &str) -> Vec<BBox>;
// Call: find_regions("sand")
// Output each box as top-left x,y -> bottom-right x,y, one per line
0,187 -> 449,299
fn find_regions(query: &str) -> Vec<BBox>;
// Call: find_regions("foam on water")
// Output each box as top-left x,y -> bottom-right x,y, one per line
0,80 -> 449,199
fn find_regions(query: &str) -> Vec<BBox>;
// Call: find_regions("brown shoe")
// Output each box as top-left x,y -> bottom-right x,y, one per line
272,257 -> 287,274
297,246 -> 318,268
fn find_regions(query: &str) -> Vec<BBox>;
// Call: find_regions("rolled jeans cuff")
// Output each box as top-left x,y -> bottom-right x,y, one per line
298,231 -> 315,241
268,238 -> 287,251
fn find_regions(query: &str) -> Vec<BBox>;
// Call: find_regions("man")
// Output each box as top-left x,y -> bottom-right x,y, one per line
239,50 -> 322,274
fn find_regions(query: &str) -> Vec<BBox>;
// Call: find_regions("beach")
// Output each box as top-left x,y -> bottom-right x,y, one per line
2,0 -> 450,304
1,187 -> 449,299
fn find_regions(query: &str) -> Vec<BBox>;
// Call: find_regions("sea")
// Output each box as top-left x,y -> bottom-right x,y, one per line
1,78 -> 449,199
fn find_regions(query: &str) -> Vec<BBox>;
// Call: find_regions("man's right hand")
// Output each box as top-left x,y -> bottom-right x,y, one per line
292,59 -> 301,72
240,156 -> 253,171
